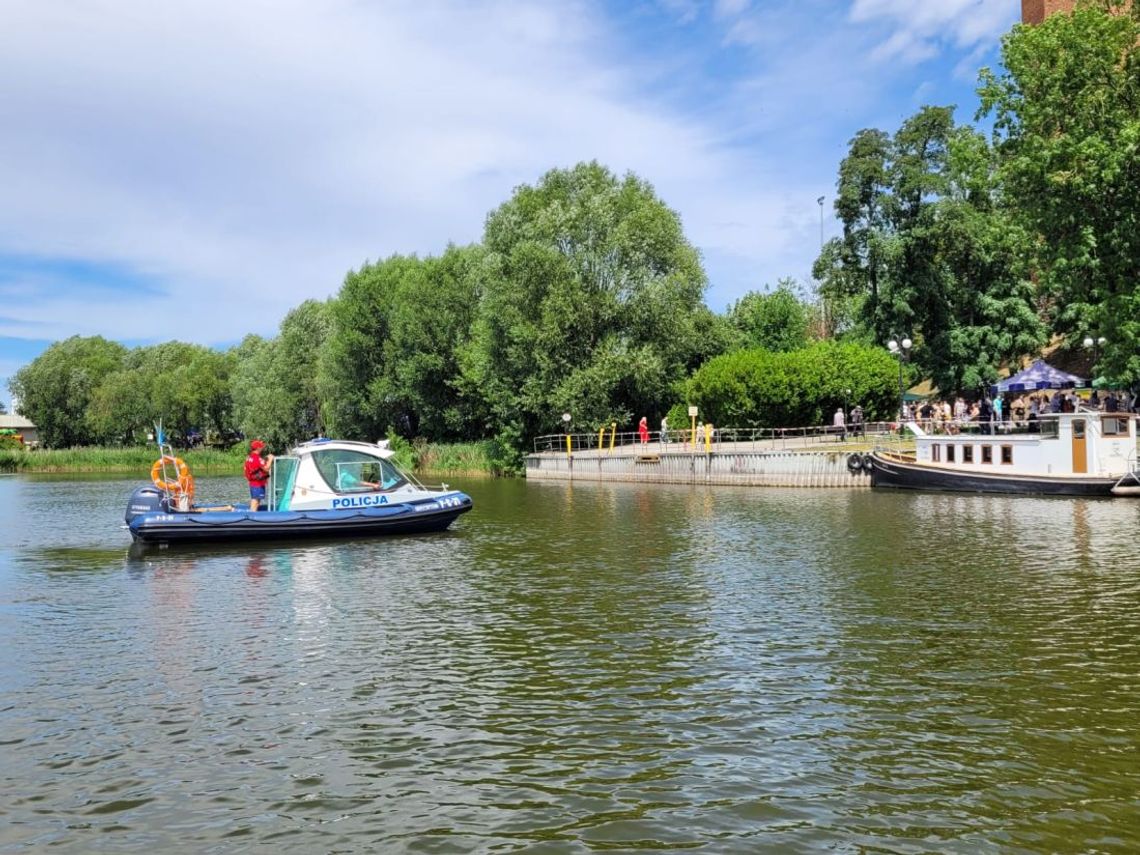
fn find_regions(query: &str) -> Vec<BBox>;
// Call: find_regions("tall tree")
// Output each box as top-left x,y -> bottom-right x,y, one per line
315,248 -> 483,443
9,336 -> 127,447
459,161 -> 715,445
382,244 -> 484,440
817,107 -> 1046,394
230,300 -> 332,448
979,0 -> 1140,384
319,255 -> 423,441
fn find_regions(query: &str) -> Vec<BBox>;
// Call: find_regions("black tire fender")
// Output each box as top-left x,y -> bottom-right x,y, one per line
862,453 -> 875,471
847,453 -> 863,473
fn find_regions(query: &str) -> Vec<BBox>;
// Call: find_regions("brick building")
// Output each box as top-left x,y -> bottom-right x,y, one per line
1023,0 -> 1132,23
1022,0 -> 1077,24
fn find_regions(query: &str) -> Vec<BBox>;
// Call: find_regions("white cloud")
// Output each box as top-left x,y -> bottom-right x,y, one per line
715,0 -> 752,18
0,0 -> 1015,373
850,0 -> 1015,64
1,1 -> 739,345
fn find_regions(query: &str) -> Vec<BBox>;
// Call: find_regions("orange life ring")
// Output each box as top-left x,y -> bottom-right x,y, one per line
151,455 -> 194,500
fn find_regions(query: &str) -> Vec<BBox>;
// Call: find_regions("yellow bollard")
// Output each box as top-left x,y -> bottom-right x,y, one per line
598,426 -> 605,452
566,433 -> 572,458
690,415 -> 696,450
704,423 -> 713,452
608,422 -> 617,453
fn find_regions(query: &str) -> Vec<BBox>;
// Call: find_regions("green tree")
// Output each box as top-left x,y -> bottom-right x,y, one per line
459,161 -> 716,445
320,255 -> 426,441
9,336 -> 127,447
816,107 -> 1045,395
728,279 -> 812,352
979,0 -> 1140,384
381,245 -> 484,440
231,301 -> 332,448
90,342 -> 235,444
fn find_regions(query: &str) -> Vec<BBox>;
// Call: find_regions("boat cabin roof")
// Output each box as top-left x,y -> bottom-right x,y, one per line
909,410 -> 1136,441
289,438 -> 396,460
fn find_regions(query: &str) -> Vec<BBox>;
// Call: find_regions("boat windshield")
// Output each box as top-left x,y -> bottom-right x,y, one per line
311,448 -> 406,493
270,456 -> 299,511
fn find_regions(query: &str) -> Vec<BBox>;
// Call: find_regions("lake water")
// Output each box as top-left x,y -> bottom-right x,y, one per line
2,473 -> 1139,853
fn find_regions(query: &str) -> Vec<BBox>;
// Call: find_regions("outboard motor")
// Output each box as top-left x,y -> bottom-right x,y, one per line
124,486 -> 168,525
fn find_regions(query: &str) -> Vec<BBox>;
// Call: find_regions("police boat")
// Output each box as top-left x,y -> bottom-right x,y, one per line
124,439 -> 473,545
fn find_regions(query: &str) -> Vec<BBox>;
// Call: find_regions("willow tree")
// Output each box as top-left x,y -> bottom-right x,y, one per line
459,161 -> 721,447
230,299 -> 331,448
319,246 -> 483,442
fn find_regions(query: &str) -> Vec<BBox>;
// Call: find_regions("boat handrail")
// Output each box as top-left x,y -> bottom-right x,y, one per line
293,438 -> 393,454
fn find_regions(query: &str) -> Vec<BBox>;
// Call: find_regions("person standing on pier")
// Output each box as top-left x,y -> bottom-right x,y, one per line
638,416 -> 649,446
850,404 -> 864,438
660,414 -> 669,447
833,407 -> 846,441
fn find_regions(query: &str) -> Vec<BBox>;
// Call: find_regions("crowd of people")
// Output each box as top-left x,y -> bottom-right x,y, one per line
901,388 -> 1139,435
628,388 -> 1139,449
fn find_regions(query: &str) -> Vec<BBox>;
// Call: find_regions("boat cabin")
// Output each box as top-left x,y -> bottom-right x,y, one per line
269,439 -> 429,511
910,411 -> 1138,479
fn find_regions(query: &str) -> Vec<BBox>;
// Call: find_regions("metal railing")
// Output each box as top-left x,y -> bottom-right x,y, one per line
532,422 -> 900,454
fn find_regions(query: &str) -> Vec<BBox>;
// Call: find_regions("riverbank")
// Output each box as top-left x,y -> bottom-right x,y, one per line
0,440 -> 512,477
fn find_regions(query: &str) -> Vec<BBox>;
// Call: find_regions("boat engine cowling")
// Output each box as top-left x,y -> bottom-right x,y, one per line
125,486 -> 168,525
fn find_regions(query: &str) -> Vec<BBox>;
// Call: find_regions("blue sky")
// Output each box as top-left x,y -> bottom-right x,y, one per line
0,0 -> 1018,409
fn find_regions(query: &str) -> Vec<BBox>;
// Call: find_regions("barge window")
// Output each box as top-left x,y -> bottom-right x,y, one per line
932,444 -> 941,462
312,449 -> 407,493
1102,416 -> 1129,436
981,445 -> 993,464
946,444 -> 955,463
963,446 -> 974,463
1001,445 -> 1013,465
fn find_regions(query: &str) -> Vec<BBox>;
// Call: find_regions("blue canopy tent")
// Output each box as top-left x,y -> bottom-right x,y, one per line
991,360 -> 1085,394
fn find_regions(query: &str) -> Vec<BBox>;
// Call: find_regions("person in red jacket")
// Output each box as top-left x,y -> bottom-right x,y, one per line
244,440 -> 274,511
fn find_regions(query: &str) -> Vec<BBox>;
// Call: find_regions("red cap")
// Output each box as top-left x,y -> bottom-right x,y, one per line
250,439 -> 265,450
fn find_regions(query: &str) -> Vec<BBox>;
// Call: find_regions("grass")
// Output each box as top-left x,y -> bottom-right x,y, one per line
0,441 -> 512,477
0,446 -> 246,474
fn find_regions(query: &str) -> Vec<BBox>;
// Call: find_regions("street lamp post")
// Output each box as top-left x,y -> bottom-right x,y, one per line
817,196 -> 825,252
887,337 -> 912,422
1084,335 -> 1107,405
842,387 -> 851,442
1083,335 -> 1106,373
817,195 -> 826,336
562,412 -> 572,458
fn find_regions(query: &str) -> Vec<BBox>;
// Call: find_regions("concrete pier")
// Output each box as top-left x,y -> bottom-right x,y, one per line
525,445 -> 872,488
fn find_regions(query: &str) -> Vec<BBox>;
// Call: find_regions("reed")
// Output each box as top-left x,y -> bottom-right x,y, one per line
0,441 -> 511,477
412,440 -> 500,476
0,446 -> 246,474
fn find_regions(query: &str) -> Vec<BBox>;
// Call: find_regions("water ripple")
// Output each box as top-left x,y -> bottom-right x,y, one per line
1,476 -> 1139,851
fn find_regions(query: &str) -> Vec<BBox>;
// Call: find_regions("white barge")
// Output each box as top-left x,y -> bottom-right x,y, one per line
867,411 -> 1140,497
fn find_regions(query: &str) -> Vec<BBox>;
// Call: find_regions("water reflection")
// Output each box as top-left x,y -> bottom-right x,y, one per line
1,476 -> 1139,852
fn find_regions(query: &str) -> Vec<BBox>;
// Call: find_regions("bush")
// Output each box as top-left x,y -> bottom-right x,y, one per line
684,341 -> 903,428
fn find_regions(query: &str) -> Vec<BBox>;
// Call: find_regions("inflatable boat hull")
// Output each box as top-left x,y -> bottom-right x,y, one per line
128,493 -> 473,544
